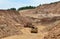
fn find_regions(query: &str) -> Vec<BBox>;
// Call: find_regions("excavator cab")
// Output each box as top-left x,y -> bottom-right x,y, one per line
31,27 -> 38,33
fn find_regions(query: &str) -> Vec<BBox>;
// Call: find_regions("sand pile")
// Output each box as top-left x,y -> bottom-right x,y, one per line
44,21 -> 60,39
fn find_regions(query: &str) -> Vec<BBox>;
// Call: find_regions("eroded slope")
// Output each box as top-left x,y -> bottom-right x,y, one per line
0,10 -> 31,38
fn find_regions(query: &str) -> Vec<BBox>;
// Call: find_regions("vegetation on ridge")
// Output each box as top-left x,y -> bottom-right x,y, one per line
18,6 -> 36,11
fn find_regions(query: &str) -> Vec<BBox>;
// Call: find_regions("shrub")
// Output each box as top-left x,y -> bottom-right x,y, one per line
7,8 -> 16,10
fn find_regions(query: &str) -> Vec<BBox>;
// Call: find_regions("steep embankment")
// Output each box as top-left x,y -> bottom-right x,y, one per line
0,10 -> 31,38
36,1 -> 60,14
44,21 -> 60,39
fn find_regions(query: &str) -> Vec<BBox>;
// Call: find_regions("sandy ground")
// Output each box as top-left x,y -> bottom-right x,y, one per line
2,25 -> 48,39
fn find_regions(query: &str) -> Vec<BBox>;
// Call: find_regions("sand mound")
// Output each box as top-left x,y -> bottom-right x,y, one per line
44,21 -> 60,39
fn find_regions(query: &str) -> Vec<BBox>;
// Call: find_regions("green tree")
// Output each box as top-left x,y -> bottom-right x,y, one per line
7,8 -> 16,10
18,6 -> 36,11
